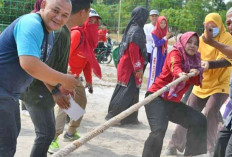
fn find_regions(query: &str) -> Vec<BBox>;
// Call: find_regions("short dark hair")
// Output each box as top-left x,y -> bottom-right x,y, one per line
71,0 -> 92,14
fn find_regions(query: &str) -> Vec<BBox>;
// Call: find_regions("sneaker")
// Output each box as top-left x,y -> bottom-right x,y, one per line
48,139 -> 59,154
21,110 -> 30,117
163,146 -> 178,156
63,131 -> 81,142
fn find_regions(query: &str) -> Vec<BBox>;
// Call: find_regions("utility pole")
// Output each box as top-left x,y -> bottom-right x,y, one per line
117,0 -> 122,42
146,0 -> 149,9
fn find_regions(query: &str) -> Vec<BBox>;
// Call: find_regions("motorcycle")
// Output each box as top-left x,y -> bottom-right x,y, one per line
95,37 -> 113,64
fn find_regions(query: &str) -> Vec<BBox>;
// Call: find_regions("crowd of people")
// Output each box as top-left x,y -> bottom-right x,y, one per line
2,0 -> 232,157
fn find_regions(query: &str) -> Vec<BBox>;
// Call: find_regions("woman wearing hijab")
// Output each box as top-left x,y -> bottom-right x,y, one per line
142,32 -> 207,157
105,7 -> 149,124
147,16 -> 171,89
165,13 -> 232,156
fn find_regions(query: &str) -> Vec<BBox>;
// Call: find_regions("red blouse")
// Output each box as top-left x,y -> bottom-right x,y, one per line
148,50 -> 201,102
117,42 -> 144,87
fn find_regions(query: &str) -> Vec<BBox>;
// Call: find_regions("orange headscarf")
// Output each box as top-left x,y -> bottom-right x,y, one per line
194,13 -> 232,98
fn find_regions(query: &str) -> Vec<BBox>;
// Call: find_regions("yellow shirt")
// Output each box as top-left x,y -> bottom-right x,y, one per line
193,13 -> 232,98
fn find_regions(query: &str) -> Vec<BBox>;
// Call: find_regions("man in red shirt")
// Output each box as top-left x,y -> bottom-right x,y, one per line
98,23 -> 108,42
95,23 -> 108,53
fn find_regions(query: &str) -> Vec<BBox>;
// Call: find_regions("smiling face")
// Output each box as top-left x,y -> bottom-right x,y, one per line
185,35 -> 199,56
40,0 -> 72,32
160,19 -> 166,29
226,12 -> 232,35
150,14 -> 159,25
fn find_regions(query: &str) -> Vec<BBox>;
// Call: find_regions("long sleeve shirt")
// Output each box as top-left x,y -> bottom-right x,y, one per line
148,50 -> 201,102
143,23 -> 155,54
117,42 -> 144,87
68,30 -> 92,83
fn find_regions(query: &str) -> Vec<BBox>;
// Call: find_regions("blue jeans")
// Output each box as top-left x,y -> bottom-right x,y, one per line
0,98 -> 20,157
24,101 -> 55,157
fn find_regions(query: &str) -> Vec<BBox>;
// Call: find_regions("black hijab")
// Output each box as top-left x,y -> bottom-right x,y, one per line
118,6 -> 149,62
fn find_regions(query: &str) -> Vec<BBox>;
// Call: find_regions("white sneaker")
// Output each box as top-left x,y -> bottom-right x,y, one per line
21,110 -> 30,117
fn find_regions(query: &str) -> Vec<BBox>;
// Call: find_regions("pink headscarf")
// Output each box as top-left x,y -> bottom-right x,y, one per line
173,32 -> 203,75
152,16 -> 168,54
168,32 -> 203,99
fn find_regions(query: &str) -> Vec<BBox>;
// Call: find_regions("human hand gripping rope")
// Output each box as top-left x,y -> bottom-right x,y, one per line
52,72 -> 196,157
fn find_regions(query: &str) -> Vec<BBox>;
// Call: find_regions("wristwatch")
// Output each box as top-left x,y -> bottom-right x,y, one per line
51,83 -> 61,95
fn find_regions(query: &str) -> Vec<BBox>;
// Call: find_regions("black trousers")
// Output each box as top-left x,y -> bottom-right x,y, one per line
143,53 -> 151,72
214,125 -> 232,157
142,96 -> 207,157
105,74 -> 139,124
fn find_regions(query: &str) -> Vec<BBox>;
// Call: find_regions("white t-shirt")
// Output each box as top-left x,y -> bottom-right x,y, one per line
143,23 -> 155,54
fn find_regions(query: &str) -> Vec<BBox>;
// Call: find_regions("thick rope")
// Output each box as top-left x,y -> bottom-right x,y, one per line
52,73 -> 195,157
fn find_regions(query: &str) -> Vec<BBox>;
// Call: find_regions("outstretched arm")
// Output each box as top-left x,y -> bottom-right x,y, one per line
202,23 -> 232,58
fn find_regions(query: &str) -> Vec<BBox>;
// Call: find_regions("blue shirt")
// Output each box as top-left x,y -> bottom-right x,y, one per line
0,13 -> 54,99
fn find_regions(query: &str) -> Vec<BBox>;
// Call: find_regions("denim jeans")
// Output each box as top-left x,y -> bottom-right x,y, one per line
24,101 -> 55,157
0,98 -> 20,157
142,96 -> 207,157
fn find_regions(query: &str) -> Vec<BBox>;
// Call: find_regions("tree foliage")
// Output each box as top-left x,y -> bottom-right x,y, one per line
161,8 -> 196,36
150,0 -> 184,10
91,0 -> 229,35
0,0 -> 230,34
0,0 -> 33,31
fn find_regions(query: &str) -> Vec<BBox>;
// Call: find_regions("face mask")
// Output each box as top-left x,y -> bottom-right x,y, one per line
212,27 -> 219,37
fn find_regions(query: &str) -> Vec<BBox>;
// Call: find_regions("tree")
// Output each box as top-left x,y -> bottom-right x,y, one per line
150,0 -> 184,10
215,0 -> 226,11
0,0 -> 33,31
184,0 -> 209,34
117,0 -> 146,33
219,10 -> 227,25
161,8 -> 196,40
226,1 -> 232,10
103,0 -> 119,5
92,3 -> 119,33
